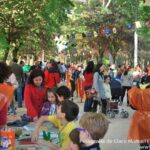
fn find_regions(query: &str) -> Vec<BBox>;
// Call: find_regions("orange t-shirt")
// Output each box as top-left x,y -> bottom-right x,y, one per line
0,83 -> 14,111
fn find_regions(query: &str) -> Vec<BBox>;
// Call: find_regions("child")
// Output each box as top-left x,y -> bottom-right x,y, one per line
0,62 -> 14,129
40,88 -> 58,116
78,112 -> 109,150
32,100 -> 79,150
56,85 -> 71,102
103,75 -> 112,113
68,128 -> 81,150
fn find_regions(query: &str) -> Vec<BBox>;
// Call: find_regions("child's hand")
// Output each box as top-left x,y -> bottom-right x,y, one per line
33,116 -> 38,122
31,130 -> 39,142
37,139 -> 49,146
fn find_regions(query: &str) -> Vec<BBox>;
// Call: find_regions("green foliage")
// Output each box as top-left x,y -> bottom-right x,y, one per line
0,0 -> 73,60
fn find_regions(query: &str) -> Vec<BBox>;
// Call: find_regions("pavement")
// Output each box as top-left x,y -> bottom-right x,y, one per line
15,94 -> 140,150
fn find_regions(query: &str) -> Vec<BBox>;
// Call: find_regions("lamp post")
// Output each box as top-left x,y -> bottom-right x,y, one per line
134,0 -> 138,67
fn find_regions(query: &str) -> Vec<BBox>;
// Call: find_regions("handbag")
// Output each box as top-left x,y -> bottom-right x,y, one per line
85,88 -> 97,99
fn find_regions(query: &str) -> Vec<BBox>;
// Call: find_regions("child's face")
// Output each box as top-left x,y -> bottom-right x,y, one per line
105,77 -> 110,84
47,92 -> 56,103
33,76 -> 43,87
78,127 -> 91,143
68,141 -> 79,150
56,105 -> 65,120
57,95 -> 64,102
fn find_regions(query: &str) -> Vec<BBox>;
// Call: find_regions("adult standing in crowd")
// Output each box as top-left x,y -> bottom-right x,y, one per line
83,61 -> 94,112
0,62 -> 14,129
44,59 -> 60,88
128,75 -> 150,150
121,67 -> 133,106
24,69 -> 47,121
10,58 -> 24,107
93,63 -> 106,113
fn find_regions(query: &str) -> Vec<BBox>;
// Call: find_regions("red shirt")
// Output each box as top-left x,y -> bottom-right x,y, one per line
84,72 -> 94,87
24,84 -> 47,120
44,67 -> 60,88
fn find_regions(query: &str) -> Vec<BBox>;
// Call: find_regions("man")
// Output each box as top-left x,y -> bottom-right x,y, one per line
10,58 -> 24,107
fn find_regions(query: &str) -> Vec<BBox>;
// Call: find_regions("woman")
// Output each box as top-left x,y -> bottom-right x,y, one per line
24,69 -> 47,121
44,59 -> 60,88
128,75 -> 150,150
83,61 -> 94,112
0,62 -> 14,129
93,63 -> 106,113
121,68 -> 133,105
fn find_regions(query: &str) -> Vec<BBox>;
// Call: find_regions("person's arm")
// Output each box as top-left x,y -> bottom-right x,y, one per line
24,85 -> 38,119
38,139 -> 62,150
32,116 -> 48,141
93,72 -> 99,92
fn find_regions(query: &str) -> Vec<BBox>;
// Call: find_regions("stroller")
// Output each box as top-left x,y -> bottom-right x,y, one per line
108,79 -> 123,115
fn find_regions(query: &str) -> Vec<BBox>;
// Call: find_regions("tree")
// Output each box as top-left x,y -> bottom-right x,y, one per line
61,0 -> 150,64
0,0 -> 73,61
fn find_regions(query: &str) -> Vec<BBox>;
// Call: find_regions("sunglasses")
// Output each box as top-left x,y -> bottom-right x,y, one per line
77,127 -> 86,132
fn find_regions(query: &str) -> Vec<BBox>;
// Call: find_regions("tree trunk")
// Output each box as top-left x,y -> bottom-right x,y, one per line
3,47 -> 10,62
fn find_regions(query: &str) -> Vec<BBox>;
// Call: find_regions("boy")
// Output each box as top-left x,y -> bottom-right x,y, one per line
56,85 -> 71,102
32,100 -> 79,150
78,112 -> 109,150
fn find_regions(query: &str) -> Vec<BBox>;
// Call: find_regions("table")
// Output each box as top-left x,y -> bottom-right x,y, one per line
14,122 -> 59,150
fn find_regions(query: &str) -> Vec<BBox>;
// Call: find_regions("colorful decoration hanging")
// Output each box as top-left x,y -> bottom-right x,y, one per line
82,33 -> 86,38
112,27 -> 117,34
71,34 -> 75,39
66,35 -> 70,39
99,28 -> 104,37
87,32 -> 92,38
127,23 -> 132,29
120,26 -> 124,32
105,28 -> 111,37
94,31 -> 98,37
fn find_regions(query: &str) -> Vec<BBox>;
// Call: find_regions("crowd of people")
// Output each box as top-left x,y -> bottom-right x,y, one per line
0,58 -> 150,150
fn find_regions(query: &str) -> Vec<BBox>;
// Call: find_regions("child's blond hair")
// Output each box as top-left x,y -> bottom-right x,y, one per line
79,112 -> 109,140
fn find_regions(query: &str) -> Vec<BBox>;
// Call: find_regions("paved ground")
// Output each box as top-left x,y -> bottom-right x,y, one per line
74,96 -> 139,150
16,94 -> 140,150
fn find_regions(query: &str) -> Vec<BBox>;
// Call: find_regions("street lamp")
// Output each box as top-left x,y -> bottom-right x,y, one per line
134,0 -> 138,67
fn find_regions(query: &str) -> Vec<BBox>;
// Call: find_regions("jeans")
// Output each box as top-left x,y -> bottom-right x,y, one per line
15,82 -> 23,107
101,99 -> 107,114
121,86 -> 131,105
84,99 -> 93,112
9,101 -> 16,115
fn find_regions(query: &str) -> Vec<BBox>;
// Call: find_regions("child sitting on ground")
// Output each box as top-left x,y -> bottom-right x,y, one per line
40,88 -> 59,116
32,100 -> 79,150
78,112 -> 109,150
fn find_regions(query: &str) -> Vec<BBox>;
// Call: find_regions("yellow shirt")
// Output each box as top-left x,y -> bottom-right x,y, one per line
47,115 -> 76,149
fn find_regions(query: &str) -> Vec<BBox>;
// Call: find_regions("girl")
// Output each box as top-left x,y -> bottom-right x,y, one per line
40,88 -> 58,116
103,75 -> 112,114
83,61 -> 94,112
24,69 -> 47,121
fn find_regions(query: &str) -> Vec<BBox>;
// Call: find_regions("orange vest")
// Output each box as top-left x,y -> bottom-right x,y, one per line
0,83 -> 14,111
128,87 -> 150,144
